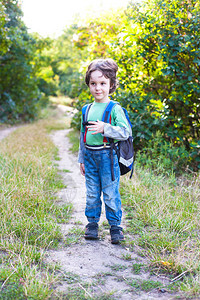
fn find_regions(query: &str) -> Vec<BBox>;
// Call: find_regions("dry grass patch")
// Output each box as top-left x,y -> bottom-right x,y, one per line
0,118 -> 72,298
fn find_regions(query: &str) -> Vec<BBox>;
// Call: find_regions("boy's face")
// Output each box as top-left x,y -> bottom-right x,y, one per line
89,70 -> 111,103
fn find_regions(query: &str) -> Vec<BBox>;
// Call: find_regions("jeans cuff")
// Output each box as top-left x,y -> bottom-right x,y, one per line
108,222 -> 121,227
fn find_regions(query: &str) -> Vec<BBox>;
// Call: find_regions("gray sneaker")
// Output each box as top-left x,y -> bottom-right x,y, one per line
110,226 -> 124,244
84,222 -> 99,240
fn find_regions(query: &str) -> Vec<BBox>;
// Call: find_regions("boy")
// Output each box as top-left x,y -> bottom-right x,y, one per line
78,58 -> 130,244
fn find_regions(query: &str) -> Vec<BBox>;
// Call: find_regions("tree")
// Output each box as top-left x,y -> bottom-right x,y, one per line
51,25 -> 88,98
0,0 -> 45,122
0,2 -> 10,56
70,0 -> 200,169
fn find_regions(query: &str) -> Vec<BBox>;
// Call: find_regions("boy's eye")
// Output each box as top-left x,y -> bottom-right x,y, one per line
90,81 -> 107,86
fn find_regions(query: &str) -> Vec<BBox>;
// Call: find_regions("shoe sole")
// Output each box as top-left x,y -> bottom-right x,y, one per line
84,235 -> 99,240
111,238 -> 124,244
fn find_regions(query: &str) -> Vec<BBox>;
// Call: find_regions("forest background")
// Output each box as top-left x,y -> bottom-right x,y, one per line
0,0 -> 200,173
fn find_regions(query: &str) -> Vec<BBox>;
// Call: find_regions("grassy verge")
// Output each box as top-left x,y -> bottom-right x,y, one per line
0,116 -> 72,299
67,129 -> 80,153
121,168 -> 200,297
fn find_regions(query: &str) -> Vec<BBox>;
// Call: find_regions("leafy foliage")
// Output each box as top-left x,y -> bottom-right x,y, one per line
0,2 -> 9,56
0,1 -> 55,122
136,131 -> 190,175
69,0 -> 200,171
116,0 -> 200,146
43,25 -> 88,99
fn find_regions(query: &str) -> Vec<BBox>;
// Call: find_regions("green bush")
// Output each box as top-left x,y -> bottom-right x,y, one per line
68,0 -> 200,173
136,131 -> 190,175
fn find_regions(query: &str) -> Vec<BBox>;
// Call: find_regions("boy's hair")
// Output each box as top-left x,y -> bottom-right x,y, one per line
85,58 -> 119,94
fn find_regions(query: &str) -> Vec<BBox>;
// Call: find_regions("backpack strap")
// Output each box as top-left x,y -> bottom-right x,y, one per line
102,100 -> 118,145
82,103 -> 92,125
82,103 -> 92,143
102,100 -> 118,124
102,100 -> 119,181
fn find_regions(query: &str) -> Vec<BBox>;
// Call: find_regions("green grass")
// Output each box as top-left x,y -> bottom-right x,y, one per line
59,271 -> 81,284
64,227 -> 84,246
126,278 -> 162,291
132,263 -> 144,274
108,264 -> 128,271
54,270 -> 115,299
0,117 -> 72,299
121,167 -> 200,296
0,282 -> 25,300
57,285 -> 115,300
122,253 -> 132,261
67,129 -> 80,153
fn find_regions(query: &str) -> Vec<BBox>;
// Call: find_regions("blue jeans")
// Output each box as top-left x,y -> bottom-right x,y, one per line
84,148 -> 122,226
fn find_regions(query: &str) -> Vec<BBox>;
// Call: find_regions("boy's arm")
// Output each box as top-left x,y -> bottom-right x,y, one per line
78,132 -> 85,164
78,113 -> 86,176
103,124 -> 129,141
102,105 -> 131,141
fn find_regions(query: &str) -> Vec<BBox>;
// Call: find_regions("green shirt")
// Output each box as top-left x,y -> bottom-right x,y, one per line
81,101 -> 129,146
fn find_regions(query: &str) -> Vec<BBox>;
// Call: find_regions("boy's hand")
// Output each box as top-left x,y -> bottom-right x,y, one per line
87,120 -> 104,134
80,163 -> 85,176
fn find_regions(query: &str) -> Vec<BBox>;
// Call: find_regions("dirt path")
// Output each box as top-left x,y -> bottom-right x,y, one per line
0,126 -> 19,142
47,129 -> 176,300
